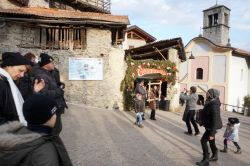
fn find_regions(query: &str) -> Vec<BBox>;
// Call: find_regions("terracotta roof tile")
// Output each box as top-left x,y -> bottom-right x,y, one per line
0,7 -> 129,24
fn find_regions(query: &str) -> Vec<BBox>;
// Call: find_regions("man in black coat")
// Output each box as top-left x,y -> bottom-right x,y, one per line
31,53 -> 66,135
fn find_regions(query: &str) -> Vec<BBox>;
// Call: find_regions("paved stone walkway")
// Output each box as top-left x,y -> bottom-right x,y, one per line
61,104 -> 250,166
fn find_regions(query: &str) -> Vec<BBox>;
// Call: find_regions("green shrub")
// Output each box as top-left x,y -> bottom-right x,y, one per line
243,95 -> 250,116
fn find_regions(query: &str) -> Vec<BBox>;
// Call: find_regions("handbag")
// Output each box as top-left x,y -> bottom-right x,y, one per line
195,109 -> 204,126
182,107 -> 189,122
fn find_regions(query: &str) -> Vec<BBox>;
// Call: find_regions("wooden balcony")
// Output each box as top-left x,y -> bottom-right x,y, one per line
66,0 -> 111,13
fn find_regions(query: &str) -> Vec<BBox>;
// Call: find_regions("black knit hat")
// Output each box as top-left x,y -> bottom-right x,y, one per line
23,94 -> 57,125
39,53 -> 54,67
1,52 -> 32,68
228,117 -> 240,124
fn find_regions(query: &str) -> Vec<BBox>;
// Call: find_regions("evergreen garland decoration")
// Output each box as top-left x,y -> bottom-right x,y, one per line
120,56 -> 178,111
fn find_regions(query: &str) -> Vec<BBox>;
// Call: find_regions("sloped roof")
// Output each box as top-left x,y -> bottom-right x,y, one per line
126,25 -> 156,43
125,37 -> 186,61
203,4 -> 231,12
0,7 -> 129,25
186,37 -> 250,57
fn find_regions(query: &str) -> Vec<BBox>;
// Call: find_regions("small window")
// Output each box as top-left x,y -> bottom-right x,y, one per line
224,13 -> 228,25
196,68 -> 203,79
127,33 -> 132,39
208,15 -> 213,26
214,13 -> 218,25
42,27 -> 86,50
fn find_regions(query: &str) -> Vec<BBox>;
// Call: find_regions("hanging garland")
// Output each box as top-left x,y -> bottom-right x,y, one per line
120,56 -> 178,111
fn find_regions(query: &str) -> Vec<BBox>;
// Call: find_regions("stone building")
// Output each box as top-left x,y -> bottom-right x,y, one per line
0,0 -> 129,109
202,4 -> 230,46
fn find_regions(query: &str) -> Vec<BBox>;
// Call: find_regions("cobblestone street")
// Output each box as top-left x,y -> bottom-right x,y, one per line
61,104 -> 250,166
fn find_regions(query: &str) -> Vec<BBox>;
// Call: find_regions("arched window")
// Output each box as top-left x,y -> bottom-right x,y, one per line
196,68 -> 203,79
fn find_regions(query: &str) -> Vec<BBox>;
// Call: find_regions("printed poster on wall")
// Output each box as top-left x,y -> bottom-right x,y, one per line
68,57 -> 103,80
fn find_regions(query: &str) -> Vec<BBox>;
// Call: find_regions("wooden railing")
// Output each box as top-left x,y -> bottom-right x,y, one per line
78,0 -> 111,13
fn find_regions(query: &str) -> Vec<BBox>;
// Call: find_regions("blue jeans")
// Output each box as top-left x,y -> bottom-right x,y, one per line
136,112 -> 143,125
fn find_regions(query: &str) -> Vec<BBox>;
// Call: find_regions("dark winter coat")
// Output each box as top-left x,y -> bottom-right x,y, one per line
0,121 -> 72,166
0,75 -> 18,125
202,98 -> 223,136
31,66 -> 66,112
15,73 -> 34,100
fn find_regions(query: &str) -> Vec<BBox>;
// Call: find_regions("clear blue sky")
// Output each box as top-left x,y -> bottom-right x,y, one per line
112,0 -> 250,51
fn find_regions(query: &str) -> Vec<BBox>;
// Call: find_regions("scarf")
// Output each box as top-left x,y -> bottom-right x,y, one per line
0,68 -> 27,126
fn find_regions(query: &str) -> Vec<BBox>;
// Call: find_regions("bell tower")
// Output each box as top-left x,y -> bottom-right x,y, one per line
202,4 -> 230,46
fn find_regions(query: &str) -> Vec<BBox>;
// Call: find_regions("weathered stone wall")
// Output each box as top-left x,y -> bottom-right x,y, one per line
0,23 -> 126,110
0,0 -> 48,8
28,0 -> 49,8
0,0 -> 20,9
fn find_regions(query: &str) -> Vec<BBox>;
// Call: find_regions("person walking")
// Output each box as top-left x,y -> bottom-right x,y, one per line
0,52 -> 44,125
196,88 -> 222,166
180,86 -> 200,135
134,80 -> 147,120
0,94 -> 72,166
134,93 -> 144,128
149,85 -> 158,120
220,117 -> 242,154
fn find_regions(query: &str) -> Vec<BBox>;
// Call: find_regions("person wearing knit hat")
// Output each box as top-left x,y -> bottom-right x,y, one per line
1,52 -> 32,68
23,94 -> 57,125
30,52 -> 65,135
0,52 -> 45,126
0,94 -> 73,166
39,53 -> 54,67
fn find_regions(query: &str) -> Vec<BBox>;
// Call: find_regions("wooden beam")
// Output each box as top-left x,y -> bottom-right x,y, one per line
129,47 -> 171,60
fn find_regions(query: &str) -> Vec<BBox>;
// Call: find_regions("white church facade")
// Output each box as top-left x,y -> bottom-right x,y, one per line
179,4 -> 250,112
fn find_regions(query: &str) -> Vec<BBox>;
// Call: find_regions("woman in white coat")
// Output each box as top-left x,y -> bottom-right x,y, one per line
220,117 -> 242,154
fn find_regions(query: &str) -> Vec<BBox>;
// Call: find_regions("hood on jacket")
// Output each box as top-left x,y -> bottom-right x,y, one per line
0,121 -> 43,166
205,97 -> 221,107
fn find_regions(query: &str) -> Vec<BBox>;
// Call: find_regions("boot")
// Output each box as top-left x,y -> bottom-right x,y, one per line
196,153 -> 209,166
234,148 -> 242,154
150,109 -> 156,120
209,150 -> 218,161
220,147 -> 227,153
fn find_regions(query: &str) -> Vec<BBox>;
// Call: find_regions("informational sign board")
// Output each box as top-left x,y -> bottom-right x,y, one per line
68,57 -> 103,80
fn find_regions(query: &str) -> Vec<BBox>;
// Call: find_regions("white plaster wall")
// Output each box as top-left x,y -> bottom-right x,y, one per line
168,48 -> 180,112
228,56 -> 249,112
126,39 -> 146,49
213,55 -> 226,83
179,61 -> 188,82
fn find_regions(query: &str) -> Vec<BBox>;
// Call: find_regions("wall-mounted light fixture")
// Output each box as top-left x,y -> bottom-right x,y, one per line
186,51 -> 195,59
